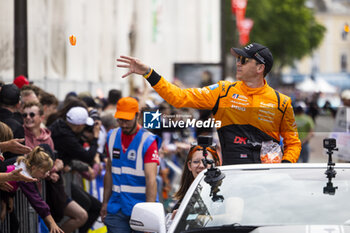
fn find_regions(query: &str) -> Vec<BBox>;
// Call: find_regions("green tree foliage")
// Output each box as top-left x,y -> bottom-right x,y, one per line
245,0 -> 326,73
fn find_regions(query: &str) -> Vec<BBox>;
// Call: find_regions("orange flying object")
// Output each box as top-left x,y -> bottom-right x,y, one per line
69,35 -> 76,46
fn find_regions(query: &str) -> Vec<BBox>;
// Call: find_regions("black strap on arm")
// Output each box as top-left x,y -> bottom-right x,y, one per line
212,83 -> 237,115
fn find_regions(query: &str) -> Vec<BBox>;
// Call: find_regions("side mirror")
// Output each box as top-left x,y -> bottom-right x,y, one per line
130,202 -> 166,233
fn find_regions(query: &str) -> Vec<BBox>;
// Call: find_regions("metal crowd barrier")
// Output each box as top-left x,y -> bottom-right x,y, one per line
0,181 -> 45,233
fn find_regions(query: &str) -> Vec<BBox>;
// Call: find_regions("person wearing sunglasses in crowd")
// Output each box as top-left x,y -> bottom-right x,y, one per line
22,102 -> 54,149
165,144 -> 221,228
117,43 -> 301,165
174,144 -> 221,209
22,102 -> 64,186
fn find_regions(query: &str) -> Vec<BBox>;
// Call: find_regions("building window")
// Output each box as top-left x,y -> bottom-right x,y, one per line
341,54 -> 347,72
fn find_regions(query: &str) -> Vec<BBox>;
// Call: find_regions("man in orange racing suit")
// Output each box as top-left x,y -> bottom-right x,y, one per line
117,43 -> 301,165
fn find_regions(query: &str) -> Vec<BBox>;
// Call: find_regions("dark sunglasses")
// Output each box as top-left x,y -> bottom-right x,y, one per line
237,55 -> 250,65
22,112 -> 36,118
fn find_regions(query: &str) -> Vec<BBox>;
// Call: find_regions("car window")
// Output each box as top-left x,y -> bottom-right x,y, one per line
175,168 -> 350,232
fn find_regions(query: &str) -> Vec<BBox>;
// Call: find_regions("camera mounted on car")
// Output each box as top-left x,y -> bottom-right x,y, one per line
197,135 -> 225,202
323,138 -> 338,195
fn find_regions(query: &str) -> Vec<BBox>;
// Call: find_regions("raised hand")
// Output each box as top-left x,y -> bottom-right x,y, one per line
116,55 -> 150,78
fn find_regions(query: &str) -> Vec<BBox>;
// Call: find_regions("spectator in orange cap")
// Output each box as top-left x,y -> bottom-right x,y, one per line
101,97 -> 161,233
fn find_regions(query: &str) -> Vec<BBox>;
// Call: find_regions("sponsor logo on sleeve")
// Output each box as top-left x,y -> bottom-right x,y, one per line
152,150 -> 159,161
208,83 -> 219,90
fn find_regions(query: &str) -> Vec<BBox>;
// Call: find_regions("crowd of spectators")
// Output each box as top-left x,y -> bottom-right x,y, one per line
0,77 -> 124,232
1,73 -> 349,232
0,75 -> 212,231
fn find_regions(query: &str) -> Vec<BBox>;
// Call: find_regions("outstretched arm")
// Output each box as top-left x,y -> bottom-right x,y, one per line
116,55 -> 221,110
0,139 -> 31,155
44,215 -> 64,233
0,168 -> 37,183
116,56 -> 150,78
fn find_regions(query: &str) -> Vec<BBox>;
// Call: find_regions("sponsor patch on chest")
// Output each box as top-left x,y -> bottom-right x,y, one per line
232,94 -> 248,102
112,148 -> 121,159
127,149 -> 137,161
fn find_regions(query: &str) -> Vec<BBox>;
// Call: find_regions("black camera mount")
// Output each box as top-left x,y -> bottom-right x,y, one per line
323,138 -> 338,195
197,136 -> 226,202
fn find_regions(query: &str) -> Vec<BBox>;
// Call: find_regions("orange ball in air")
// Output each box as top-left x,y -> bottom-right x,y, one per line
69,35 -> 76,46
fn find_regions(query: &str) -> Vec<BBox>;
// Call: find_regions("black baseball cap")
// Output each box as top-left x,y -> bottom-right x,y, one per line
231,43 -> 274,74
0,84 -> 20,105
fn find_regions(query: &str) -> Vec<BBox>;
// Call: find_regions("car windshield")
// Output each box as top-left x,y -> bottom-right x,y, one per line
175,167 -> 350,232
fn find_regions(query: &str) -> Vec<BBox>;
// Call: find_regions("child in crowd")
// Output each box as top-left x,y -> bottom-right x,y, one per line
7,146 -> 53,191
1,146 -> 63,233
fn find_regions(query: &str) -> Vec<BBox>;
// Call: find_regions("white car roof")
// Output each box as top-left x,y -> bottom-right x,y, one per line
168,163 -> 350,233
